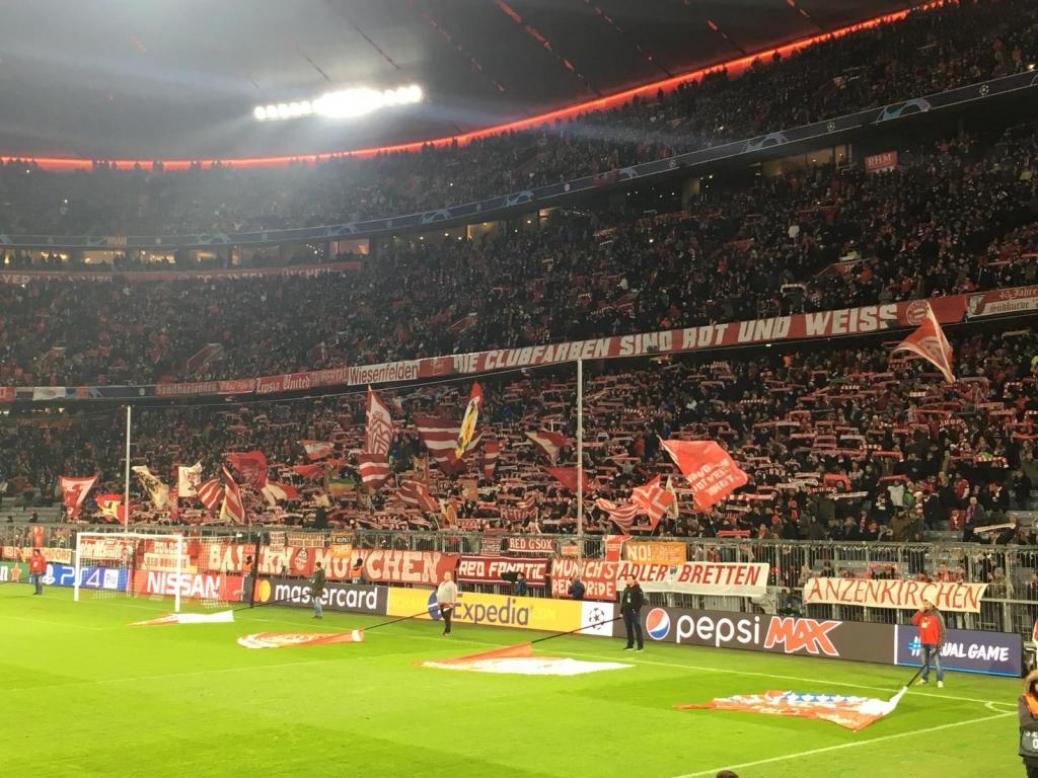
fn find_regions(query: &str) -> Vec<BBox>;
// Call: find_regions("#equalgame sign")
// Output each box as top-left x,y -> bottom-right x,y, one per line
894,625 -> 1022,677
627,606 -> 895,664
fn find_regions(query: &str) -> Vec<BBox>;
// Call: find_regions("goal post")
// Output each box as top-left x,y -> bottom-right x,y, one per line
74,531 -> 185,613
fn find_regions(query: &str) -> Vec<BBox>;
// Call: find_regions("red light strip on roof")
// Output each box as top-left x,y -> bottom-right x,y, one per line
2,2 -> 945,172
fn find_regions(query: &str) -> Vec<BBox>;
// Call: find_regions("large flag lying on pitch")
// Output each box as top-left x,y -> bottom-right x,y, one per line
676,688 -> 906,732
660,439 -> 748,511
414,415 -> 482,474
366,388 -> 395,456
455,382 -> 484,458
892,304 -> 955,383
526,430 -> 568,464
60,474 -> 99,520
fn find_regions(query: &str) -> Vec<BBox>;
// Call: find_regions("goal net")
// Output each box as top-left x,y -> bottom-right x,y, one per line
73,531 -> 251,613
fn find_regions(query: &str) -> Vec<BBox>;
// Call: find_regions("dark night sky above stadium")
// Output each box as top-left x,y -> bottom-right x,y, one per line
0,0 -> 912,159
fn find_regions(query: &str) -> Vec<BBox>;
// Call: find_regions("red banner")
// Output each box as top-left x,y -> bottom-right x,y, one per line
456,556 -> 548,586
864,150 -> 898,173
0,386 -> 13,403
132,570 -> 244,601
549,559 -> 769,601
505,536 -> 555,554
966,286 -> 1038,318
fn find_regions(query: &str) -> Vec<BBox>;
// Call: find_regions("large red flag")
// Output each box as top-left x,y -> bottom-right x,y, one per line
291,463 -> 326,480
631,475 -> 675,529
595,498 -> 641,532
525,430 -> 568,464
226,451 -> 268,489
546,466 -> 592,494
300,440 -> 333,461
196,478 -> 223,511
356,453 -> 391,491
661,439 -> 748,511
60,475 -> 98,520
414,415 -> 481,474
892,304 -> 955,383
366,388 -> 395,456
398,480 -> 439,513
95,493 -> 126,524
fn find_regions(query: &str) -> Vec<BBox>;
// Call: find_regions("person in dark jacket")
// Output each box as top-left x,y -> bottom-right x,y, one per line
620,575 -> 645,651
310,562 -> 326,619
1018,669 -> 1038,776
567,577 -> 586,600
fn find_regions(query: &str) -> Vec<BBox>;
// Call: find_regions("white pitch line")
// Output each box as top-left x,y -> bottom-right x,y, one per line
4,614 -> 106,631
672,709 -> 1014,778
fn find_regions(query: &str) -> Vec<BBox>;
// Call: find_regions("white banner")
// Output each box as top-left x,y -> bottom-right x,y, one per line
802,578 -> 988,613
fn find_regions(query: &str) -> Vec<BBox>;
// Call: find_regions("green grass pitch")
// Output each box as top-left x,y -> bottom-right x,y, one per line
0,584 -> 1022,777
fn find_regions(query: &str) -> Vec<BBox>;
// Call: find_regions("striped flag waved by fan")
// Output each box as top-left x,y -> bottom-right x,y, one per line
630,475 -> 675,529
356,453 -> 392,491
414,414 -> 482,474
594,498 -> 640,532
219,466 -> 246,524
398,480 -> 439,513
525,430 -> 568,464
366,388 -> 395,456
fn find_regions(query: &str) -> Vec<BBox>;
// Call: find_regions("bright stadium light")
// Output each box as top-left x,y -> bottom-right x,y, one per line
254,84 -> 423,122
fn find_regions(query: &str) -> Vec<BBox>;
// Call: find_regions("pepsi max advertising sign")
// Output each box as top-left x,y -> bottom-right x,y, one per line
628,606 -> 895,664
894,625 -> 1022,677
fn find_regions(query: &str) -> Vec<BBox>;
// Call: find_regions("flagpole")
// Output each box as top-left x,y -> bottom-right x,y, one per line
576,357 -> 584,541
123,405 -> 132,527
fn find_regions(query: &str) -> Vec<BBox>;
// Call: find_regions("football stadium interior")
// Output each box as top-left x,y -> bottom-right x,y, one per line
3,1 -> 1038,776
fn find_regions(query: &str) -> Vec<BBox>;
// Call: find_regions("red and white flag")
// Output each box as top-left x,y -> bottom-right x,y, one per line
398,480 -> 439,513
177,462 -> 202,498
482,440 -> 502,480
219,466 -> 246,524
525,430 -> 568,464
546,466 -> 592,494
226,450 -> 268,489
414,415 -> 482,475
595,498 -> 640,532
260,481 -> 298,507
356,453 -> 391,491
661,439 -> 749,511
291,463 -> 326,480
631,475 -> 675,529
366,388 -> 395,456
300,439 -> 333,461
892,304 -> 955,383
95,493 -> 127,524
60,475 -> 99,520
455,382 -> 484,458
196,478 -> 223,511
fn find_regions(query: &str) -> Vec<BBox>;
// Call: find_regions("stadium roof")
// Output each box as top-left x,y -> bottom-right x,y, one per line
0,0 -> 914,162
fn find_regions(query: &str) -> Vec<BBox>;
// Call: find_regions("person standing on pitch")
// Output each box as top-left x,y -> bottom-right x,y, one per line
29,548 -> 46,595
310,562 -> 326,619
912,597 -> 946,687
437,571 -> 459,636
1018,670 -> 1038,776
620,574 -> 645,651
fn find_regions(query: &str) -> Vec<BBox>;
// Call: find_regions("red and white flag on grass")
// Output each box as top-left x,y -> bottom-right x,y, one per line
219,466 -> 246,524
300,440 -> 333,461
661,439 -> 749,511
366,388 -> 395,456
892,304 -> 955,383
455,382 -> 484,458
356,453 -> 391,491
631,475 -> 675,529
482,440 -> 502,480
398,480 -> 439,513
414,415 -> 482,475
60,474 -> 99,520
525,430 -> 568,464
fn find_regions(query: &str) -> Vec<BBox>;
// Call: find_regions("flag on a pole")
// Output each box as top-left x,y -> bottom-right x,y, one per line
660,439 -> 748,511
95,493 -> 127,523
300,440 -> 334,461
197,478 -> 222,511
177,462 -> 203,498
482,440 -> 501,480
399,480 -> 439,513
630,475 -> 675,529
219,466 -> 246,524
291,463 -> 326,480
525,430 -> 568,464
455,382 -> 484,458
131,466 -> 170,510
546,467 -> 592,495
665,476 -> 680,519
594,498 -> 641,532
260,481 -> 298,507
366,388 -> 395,456
226,451 -> 268,489
414,415 -> 482,474
892,304 -> 955,383
59,475 -> 99,520
356,453 -> 391,491
675,689 -> 906,732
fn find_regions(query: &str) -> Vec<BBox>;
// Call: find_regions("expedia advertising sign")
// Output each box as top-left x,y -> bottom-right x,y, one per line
254,577 -> 388,616
622,607 -> 895,664
894,625 -> 1022,677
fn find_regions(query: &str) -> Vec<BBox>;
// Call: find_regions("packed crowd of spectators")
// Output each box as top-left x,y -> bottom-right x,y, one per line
1,120 -> 1036,388
0,0 -> 1035,238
